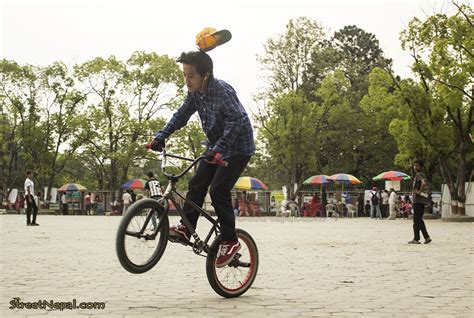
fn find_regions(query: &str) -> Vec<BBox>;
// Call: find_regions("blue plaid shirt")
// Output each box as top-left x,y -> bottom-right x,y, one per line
155,78 -> 255,159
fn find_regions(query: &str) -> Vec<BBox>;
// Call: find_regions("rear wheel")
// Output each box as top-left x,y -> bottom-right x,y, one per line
116,198 -> 169,274
206,228 -> 259,298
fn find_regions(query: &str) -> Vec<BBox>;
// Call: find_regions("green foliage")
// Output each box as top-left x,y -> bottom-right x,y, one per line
74,52 -> 183,199
362,3 -> 473,201
255,18 -> 398,193
0,52 -> 183,201
256,91 -> 318,195
257,17 -> 326,94
0,59 -> 86,198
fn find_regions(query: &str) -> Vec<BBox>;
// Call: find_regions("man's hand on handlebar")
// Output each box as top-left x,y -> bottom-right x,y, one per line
204,149 -> 217,162
204,149 -> 227,166
150,138 -> 165,152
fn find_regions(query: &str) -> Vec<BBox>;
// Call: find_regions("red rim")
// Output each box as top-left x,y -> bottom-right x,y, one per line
213,234 -> 256,293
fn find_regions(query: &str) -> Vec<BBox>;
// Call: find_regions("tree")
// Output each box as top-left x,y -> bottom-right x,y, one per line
256,91 -> 319,198
361,68 -> 441,184
0,60 -> 88,202
255,19 -> 397,194
0,61 -> 41,195
39,62 -> 87,201
312,26 -> 397,183
399,2 -> 473,215
257,16 -> 325,94
74,52 -> 183,200
362,2 -> 473,215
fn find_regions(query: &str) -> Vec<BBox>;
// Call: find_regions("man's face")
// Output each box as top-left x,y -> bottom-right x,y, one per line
413,162 -> 421,172
182,64 -> 204,92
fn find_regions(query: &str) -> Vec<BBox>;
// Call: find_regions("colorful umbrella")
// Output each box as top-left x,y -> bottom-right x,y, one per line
121,179 -> 147,190
234,176 -> 268,190
329,173 -> 362,185
303,175 -> 334,185
373,170 -> 411,181
58,183 -> 87,192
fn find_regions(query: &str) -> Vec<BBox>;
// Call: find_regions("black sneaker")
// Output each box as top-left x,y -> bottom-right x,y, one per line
31,223 -> 40,226
26,223 -> 32,226
424,238 -> 432,244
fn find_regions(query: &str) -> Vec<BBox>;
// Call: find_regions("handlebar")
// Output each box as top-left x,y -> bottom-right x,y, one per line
145,144 -> 228,180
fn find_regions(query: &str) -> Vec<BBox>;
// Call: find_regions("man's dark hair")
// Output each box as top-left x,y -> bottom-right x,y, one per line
414,159 -> 424,167
147,172 -> 154,178
26,170 -> 32,175
177,51 -> 213,78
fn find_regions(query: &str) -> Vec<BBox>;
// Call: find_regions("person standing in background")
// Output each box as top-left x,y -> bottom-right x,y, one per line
408,159 -> 432,244
381,190 -> 389,219
356,193 -> 365,217
24,171 -> 39,226
84,192 -> 92,215
144,172 -> 162,199
122,190 -> 132,215
388,188 -> 398,220
61,192 -> 68,215
370,187 -> 382,219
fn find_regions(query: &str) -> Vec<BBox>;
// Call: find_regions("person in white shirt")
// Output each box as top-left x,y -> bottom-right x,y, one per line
61,192 -> 68,215
388,188 -> 398,220
24,171 -> 39,226
122,190 -> 132,215
381,190 -> 389,219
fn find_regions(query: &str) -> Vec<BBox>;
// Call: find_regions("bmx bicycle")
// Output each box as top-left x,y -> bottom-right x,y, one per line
116,148 -> 259,298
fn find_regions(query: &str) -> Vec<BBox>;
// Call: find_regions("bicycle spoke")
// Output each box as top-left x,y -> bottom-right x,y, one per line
124,208 -> 163,266
211,232 -> 257,294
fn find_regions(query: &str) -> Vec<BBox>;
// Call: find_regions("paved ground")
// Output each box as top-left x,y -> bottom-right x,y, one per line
0,215 -> 472,317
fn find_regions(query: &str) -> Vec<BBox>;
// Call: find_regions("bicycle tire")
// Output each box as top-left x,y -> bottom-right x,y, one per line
116,198 -> 169,274
206,228 -> 259,298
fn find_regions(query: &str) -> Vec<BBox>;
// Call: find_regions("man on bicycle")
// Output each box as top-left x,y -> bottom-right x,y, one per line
150,49 -> 255,268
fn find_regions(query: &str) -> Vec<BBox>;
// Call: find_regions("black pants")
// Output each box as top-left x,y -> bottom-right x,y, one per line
382,204 -> 388,218
62,203 -> 68,215
26,195 -> 38,224
413,203 -> 430,241
181,155 -> 251,241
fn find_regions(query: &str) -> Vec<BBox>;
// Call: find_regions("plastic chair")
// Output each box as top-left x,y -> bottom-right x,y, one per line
347,204 -> 357,218
326,204 -> 337,217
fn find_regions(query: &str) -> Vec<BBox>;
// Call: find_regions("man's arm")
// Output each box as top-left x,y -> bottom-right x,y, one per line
211,91 -> 244,154
414,174 -> 429,194
154,94 -> 196,140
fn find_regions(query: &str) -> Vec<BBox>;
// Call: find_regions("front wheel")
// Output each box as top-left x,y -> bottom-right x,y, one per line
116,198 -> 169,274
206,228 -> 259,298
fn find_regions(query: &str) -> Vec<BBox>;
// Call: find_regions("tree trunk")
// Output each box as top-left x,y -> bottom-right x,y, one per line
438,155 -> 459,215
109,159 -> 118,202
118,166 -> 129,204
456,140 -> 468,216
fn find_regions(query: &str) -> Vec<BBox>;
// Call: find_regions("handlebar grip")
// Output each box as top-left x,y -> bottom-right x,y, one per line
145,143 -> 165,152
214,158 -> 228,166
210,153 -> 228,166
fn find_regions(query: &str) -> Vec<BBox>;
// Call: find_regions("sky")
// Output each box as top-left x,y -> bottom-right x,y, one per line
0,0 -> 460,113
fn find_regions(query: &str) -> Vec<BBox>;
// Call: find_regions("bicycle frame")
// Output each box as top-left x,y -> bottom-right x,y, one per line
153,149 -> 222,255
